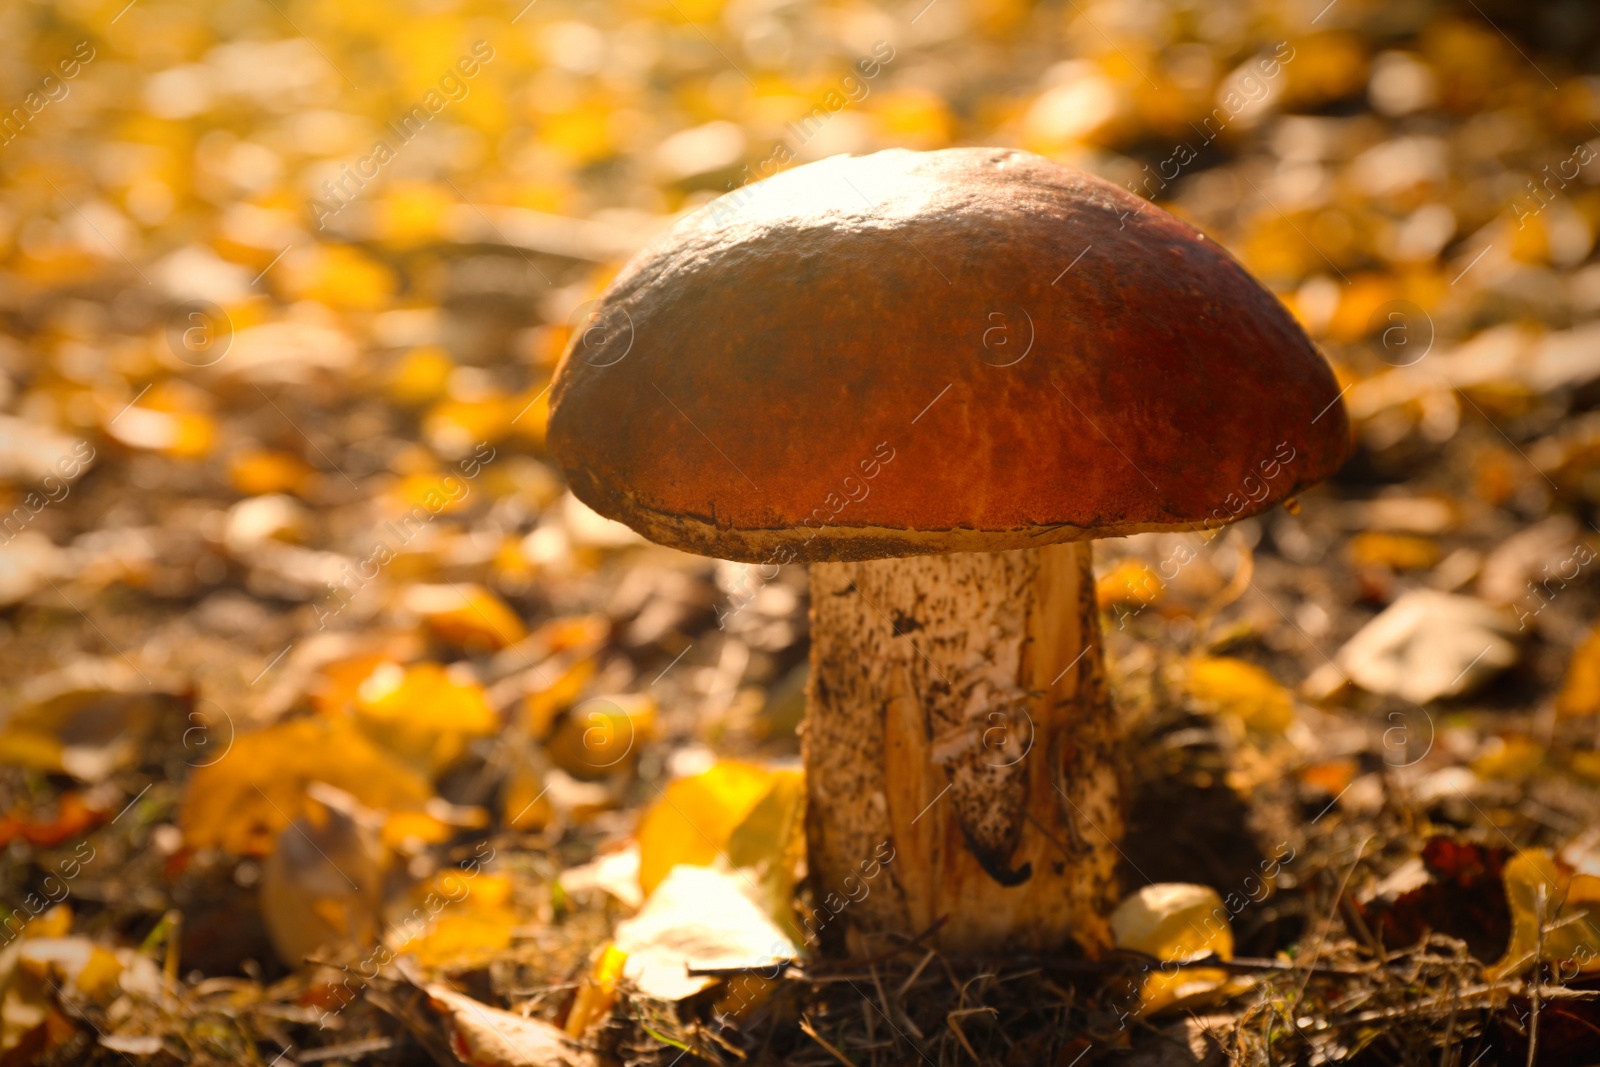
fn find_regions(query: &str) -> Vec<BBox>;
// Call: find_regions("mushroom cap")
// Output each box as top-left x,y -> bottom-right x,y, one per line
547,147 -> 1350,564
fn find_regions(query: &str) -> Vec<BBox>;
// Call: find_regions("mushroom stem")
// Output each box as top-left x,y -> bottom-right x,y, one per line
804,541 -> 1121,955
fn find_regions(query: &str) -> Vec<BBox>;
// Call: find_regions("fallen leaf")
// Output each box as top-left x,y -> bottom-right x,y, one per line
1558,625 -> 1600,717
1349,531 -> 1441,571
223,494 -> 306,556
0,533 -> 63,607
563,944 -> 626,1037
1110,883 -> 1233,1016
1334,590 -> 1519,703
613,865 -> 795,1003
401,583 -> 528,651
17,938 -> 124,1001
0,792 -> 111,849
1488,848 -> 1600,980
1472,735 -> 1545,781
354,662 -> 500,776
636,760 -> 775,897
1357,836 -> 1510,963
425,983 -> 595,1067
100,1034 -> 165,1056
1185,657 -> 1295,734
386,346 -> 455,406
726,769 -> 806,935
520,656 -> 599,741
502,756 -> 555,832
259,784 -> 388,966
559,845 -> 643,910
179,716 -> 435,855
0,659 -> 179,781
1298,759 -> 1358,799
1477,515 -> 1592,607
227,449 -> 316,497
1096,559 -> 1162,612
396,872 -> 521,969
544,694 -> 655,780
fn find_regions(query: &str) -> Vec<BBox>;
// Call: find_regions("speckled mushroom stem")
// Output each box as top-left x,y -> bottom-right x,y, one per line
804,540 -> 1122,956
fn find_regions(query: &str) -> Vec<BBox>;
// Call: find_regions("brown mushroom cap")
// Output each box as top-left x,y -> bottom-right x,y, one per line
548,147 -> 1350,564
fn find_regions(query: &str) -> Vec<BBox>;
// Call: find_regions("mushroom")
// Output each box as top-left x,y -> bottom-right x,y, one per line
547,148 -> 1349,956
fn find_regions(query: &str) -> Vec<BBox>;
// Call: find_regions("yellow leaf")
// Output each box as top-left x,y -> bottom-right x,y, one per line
423,395 -> 512,455
541,103 -> 616,165
389,470 -> 473,516
1299,759 -> 1358,798
565,944 -> 628,1037
376,183 -> 454,245
26,905 -> 73,940
104,407 -> 216,459
1326,274 -> 1398,343
537,614 -> 612,657
18,939 -> 124,1001
228,449 -> 315,497
381,810 -> 455,848
507,389 -> 552,447
1558,626 -> 1600,717
636,761 -> 775,897
1489,849 -> 1600,980
280,245 -> 395,311
1570,750 -> 1600,781
179,717 -> 435,855
402,583 -> 527,651
386,346 -> 454,407
396,872 -> 521,969
1280,32 -> 1368,110
522,656 -> 599,740
308,655 -> 393,717
76,946 -> 125,1000
727,769 -> 807,939
873,89 -> 953,150
502,758 -> 554,832
1111,883 -> 1233,1016
1349,532 -> 1442,571
1472,735 -> 1544,781
545,695 -> 655,780
1096,559 -> 1162,611
1186,657 -> 1295,734
355,662 -> 500,776
0,729 -> 65,774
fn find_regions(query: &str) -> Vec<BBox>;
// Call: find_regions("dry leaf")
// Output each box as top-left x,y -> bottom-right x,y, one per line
1096,559 -> 1162,612
563,944 -> 626,1037
421,983 -> 596,1067
1334,590 -> 1519,703
1349,531 -> 1441,570
0,660 -> 178,781
726,769 -> 807,936
402,583 -> 528,650
354,662 -> 500,776
1488,848 -> 1600,980
544,694 -> 655,780
396,873 -> 520,969
636,760 -> 774,897
259,784 -> 388,966
1111,883 -> 1234,1016
559,845 -> 643,910
1185,657 -> 1295,734
1558,625 -> 1600,717
179,716 -> 435,855
613,865 -> 795,1003
502,756 -> 555,833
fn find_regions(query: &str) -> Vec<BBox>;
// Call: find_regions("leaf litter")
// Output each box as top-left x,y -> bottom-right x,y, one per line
4,0 -> 1600,1064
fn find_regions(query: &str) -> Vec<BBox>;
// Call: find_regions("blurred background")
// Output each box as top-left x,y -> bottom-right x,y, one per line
5,0 -> 1600,1063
